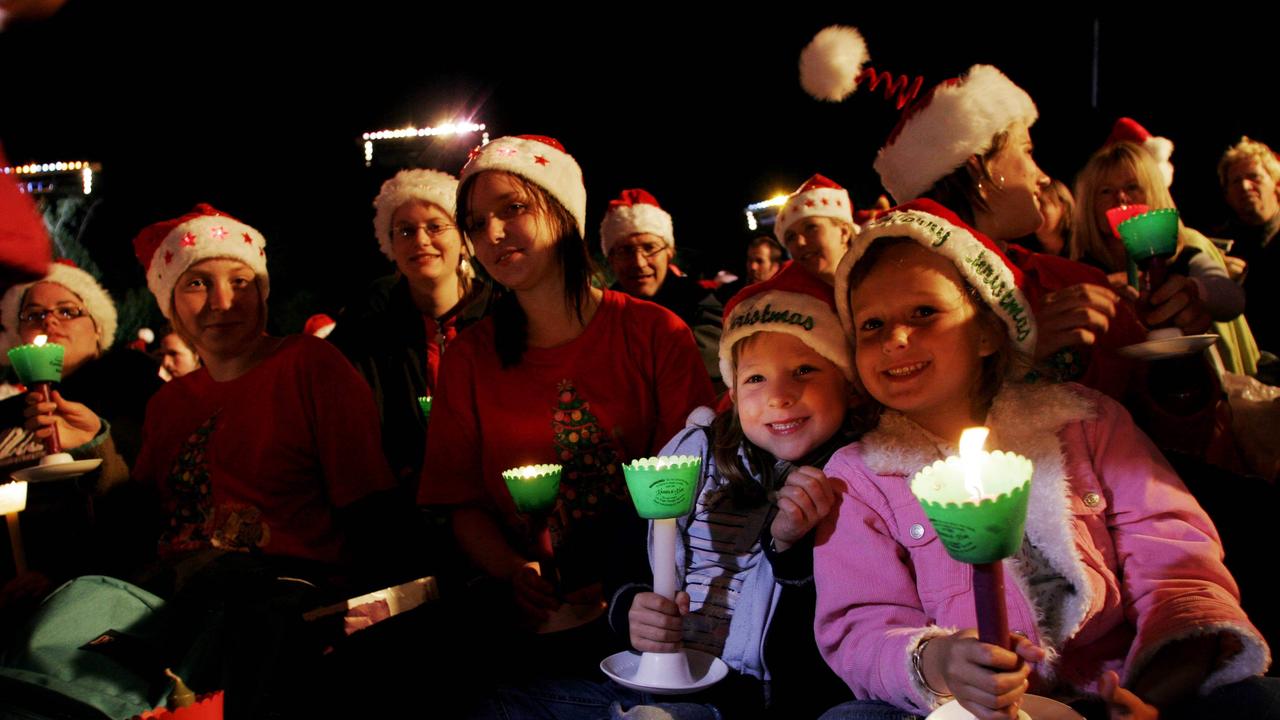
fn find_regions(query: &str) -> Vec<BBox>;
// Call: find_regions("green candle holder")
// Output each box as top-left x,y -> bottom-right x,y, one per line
1116,208 -> 1179,263
7,342 -> 65,384
418,395 -> 432,422
502,464 -> 562,514
622,455 -> 701,520
910,452 -> 1033,564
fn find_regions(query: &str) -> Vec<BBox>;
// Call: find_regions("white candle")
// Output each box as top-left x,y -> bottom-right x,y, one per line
959,427 -> 990,502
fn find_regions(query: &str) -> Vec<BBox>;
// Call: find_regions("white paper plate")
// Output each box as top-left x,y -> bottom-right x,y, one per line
10,458 -> 103,483
1117,333 -> 1217,360
927,695 -> 1083,720
600,649 -> 730,695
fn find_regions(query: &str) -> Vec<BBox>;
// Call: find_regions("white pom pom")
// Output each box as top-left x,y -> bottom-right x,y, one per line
800,25 -> 869,102
137,327 -> 155,344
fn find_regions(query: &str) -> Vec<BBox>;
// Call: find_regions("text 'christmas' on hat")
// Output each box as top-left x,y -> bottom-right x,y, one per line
720,261 -> 854,385
599,188 -> 674,258
874,65 -> 1038,204
0,259 -> 118,362
774,174 -> 855,243
131,203 -> 269,320
833,198 -> 1036,356
460,135 -> 586,237
372,169 -> 460,261
1106,117 -> 1174,188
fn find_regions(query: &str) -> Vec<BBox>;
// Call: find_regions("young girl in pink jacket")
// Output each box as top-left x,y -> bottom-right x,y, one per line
814,200 -> 1276,720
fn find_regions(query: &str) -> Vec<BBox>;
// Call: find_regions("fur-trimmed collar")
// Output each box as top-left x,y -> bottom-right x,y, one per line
861,381 -> 1097,663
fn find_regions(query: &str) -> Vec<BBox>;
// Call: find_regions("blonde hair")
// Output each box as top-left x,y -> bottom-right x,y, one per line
1071,141 -> 1179,272
1218,136 -> 1280,189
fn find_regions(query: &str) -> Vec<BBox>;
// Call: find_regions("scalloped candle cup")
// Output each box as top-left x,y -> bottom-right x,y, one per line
7,342 -> 64,384
1117,208 -> 1179,262
622,455 -> 701,519
502,464 -> 562,514
1104,203 -> 1150,238
910,452 -> 1033,564
418,395 -> 432,422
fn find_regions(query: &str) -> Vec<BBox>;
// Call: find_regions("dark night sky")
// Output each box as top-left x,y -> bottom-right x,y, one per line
1,6 -> 1272,332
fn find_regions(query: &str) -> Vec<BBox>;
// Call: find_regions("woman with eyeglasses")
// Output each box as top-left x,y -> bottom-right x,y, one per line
0,260 -> 162,471
329,169 -> 490,490
0,261 -> 162,608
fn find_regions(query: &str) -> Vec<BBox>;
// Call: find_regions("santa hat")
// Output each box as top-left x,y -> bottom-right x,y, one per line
0,259 -> 118,362
1106,117 -> 1175,188
304,313 -> 336,339
719,261 -> 854,384
371,169 -> 460,261
131,203 -> 269,320
774,174 -> 856,243
834,198 -> 1036,356
875,65 -> 1038,204
599,188 -> 675,258
460,135 -> 586,237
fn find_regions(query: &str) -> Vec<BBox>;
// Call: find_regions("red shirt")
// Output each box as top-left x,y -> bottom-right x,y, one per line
135,335 -> 396,566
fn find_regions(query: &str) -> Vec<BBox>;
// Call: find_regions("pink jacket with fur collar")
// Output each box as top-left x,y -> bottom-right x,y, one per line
814,382 -> 1268,715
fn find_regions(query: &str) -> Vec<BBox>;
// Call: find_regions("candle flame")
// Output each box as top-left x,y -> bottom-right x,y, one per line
959,427 -> 989,502
33,335 -> 47,347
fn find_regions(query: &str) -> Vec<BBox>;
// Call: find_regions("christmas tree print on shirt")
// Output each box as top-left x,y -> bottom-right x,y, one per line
549,379 -> 628,545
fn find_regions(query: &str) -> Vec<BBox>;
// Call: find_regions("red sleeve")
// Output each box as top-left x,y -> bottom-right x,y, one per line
301,337 -> 397,508
417,332 -> 485,507
646,302 -> 716,453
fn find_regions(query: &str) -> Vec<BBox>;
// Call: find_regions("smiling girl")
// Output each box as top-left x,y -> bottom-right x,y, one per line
775,175 -> 857,286
418,136 -> 713,657
815,201 -> 1274,720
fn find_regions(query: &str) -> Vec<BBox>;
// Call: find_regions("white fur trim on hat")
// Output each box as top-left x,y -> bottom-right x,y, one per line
834,205 -> 1037,356
460,135 -> 587,237
0,263 -> 118,362
719,263 -> 854,385
774,183 -> 855,244
145,213 -> 269,321
600,202 -> 674,258
372,168 -> 460,261
875,65 -> 1038,204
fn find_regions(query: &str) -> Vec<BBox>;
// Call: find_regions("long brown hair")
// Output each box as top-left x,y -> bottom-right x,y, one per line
456,171 -> 598,368
921,130 -> 1011,227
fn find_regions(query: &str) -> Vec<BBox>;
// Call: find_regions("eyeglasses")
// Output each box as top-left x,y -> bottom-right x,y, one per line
393,222 -> 456,241
18,305 -> 88,327
608,242 -> 668,262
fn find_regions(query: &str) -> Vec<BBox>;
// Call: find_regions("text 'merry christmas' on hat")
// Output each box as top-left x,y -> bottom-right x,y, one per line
460,135 -> 587,237
720,261 -> 854,384
833,198 -> 1037,356
798,26 -> 1037,204
774,174 -> 856,243
131,203 -> 269,320
372,169 -> 460,261
0,259 -> 118,361
599,188 -> 675,258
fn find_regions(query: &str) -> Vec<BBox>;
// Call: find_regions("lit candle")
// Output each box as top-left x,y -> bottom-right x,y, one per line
959,426 -> 990,502
911,427 -> 1033,651
0,480 -> 28,575
6,335 -> 67,459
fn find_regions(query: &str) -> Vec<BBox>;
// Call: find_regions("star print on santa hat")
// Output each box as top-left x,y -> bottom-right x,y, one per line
805,199 -> 816,207
210,225 -> 228,240
533,155 -> 549,166
243,232 -> 253,244
180,233 -> 197,247
164,250 -> 174,264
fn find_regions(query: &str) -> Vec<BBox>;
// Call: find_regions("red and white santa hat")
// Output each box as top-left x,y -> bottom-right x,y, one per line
834,198 -> 1036,356
719,261 -> 854,384
1106,117 -> 1175,188
131,203 -> 269,320
0,259 -> 118,361
372,169 -> 460,261
599,188 -> 675,258
774,174 -> 856,243
875,66 -> 1038,204
460,135 -> 586,237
